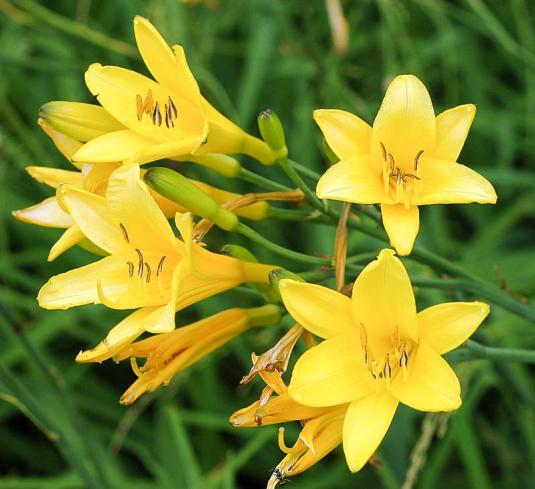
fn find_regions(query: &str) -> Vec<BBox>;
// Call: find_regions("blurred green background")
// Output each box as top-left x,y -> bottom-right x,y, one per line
1,0 -> 535,488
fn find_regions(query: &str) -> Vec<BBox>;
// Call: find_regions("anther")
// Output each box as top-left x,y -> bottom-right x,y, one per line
157,256 -> 166,276
127,261 -> 134,278
384,354 -> 392,380
145,262 -> 151,283
136,94 -> 144,121
414,150 -> 424,171
135,249 -> 144,278
387,153 -> 395,174
168,96 -> 178,120
152,102 -> 162,126
119,223 -> 130,243
143,89 -> 154,114
164,104 -> 170,128
379,141 -> 387,161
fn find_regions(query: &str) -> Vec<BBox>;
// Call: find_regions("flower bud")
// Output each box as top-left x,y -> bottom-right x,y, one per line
39,101 -> 123,142
173,153 -> 242,178
144,167 -> 239,231
268,269 -> 305,302
258,110 -> 288,159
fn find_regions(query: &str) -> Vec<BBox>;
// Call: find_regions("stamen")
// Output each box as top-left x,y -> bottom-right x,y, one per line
130,357 -> 143,378
277,427 -> 301,455
379,141 -> 387,161
396,167 -> 402,201
145,262 -> 151,283
157,256 -> 166,276
359,323 -> 369,365
400,347 -> 409,380
127,261 -> 134,278
152,102 -> 162,126
384,354 -> 392,385
136,94 -> 144,121
387,154 -> 395,175
143,89 -> 154,115
168,96 -> 178,120
414,150 -> 424,171
164,103 -> 170,128
135,249 -> 144,278
404,173 -> 421,181
119,223 -> 130,243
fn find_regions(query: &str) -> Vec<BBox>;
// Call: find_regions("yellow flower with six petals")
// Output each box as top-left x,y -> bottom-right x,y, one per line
279,248 -> 490,472
72,16 -> 273,165
315,75 -> 497,255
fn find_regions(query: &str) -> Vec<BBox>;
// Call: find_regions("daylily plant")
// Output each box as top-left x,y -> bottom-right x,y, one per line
315,75 -> 497,255
279,249 -> 490,472
70,16 -> 273,165
37,164 -> 275,356
12,120 -> 269,261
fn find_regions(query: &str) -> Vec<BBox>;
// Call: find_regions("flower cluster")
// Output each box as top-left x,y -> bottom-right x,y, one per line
14,14 -> 497,487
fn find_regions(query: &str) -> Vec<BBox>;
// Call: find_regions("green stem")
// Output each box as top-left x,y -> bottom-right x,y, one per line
236,167 -> 290,192
287,158 -> 321,180
277,157 -> 325,212
450,340 -> 535,364
236,223 -> 329,266
267,207 -> 318,220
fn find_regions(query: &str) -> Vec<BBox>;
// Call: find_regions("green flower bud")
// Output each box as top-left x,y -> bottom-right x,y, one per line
258,110 -> 288,159
144,167 -> 239,231
172,153 -> 242,178
268,268 -> 306,302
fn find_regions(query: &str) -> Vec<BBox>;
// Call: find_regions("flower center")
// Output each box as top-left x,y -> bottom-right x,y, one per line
359,323 -> 413,385
135,89 -> 179,128
379,141 -> 423,208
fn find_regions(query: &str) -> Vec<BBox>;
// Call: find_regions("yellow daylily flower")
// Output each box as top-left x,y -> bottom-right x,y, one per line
13,120 -> 269,261
78,305 -> 280,404
279,249 -> 490,472
315,75 -> 497,255
230,368 -> 345,486
71,16 -> 273,165
37,164 -> 276,336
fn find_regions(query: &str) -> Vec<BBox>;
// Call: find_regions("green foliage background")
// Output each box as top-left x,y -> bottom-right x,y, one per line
1,0 -> 535,488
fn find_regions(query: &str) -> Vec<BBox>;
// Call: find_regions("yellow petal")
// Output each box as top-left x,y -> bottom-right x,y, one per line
418,302 -> 490,354
82,163 -> 119,194
351,249 -> 417,343
288,334 -> 374,407
370,75 -> 436,174
313,109 -> 372,160
279,280 -> 356,339
390,340 -> 461,412
316,156 -> 393,204
106,164 -> 179,254
380,203 -> 419,256
84,64 -> 205,141
343,390 -> 398,472
434,104 -> 476,161
76,306 -> 159,363
26,166 -> 82,189
48,225 -> 84,261
12,197 -> 73,228
38,118 -> 84,167
133,16 -> 201,103
59,186 -> 124,254
417,157 -> 497,205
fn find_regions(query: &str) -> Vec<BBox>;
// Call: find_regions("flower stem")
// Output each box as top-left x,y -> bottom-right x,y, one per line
236,167 -> 290,192
450,340 -> 535,364
287,158 -> 320,180
236,223 -> 329,266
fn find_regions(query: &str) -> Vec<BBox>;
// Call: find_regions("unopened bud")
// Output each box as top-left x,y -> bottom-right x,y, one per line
173,153 -> 242,178
144,167 -> 239,231
268,269 -> 305,302
258,110 -> 288,159
39,101 -> 123,142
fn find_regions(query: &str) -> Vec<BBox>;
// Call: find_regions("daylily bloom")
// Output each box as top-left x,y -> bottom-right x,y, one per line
78,305 -> 280,404
279,249 -> 490,472
12,120 -> 269,260
71,16 -> 274,165
230,367 -> 345,486
315,75 -> 497,255
37,164 -> 276,341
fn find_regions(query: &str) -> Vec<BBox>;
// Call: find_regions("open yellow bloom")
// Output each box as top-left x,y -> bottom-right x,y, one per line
12,120 -> 269,261
230,369 -> 345,486
315,75 -> 497,255
72,16 -> 273,165
37,163 -> 275,338
79,305 -> 280,404
279,249 -> 490,472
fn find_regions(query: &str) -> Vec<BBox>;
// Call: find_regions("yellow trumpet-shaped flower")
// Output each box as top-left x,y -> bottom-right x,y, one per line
12,120 -> 269,261
279,249 -> 490,472
230,368 -> 345,486
37,164 -> 275,336
315,75 -> 497,255
78,305 -> 280,404
71,16 -> 273,165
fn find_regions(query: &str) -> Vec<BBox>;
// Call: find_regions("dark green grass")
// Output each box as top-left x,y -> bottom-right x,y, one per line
1,0 -> 535,487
